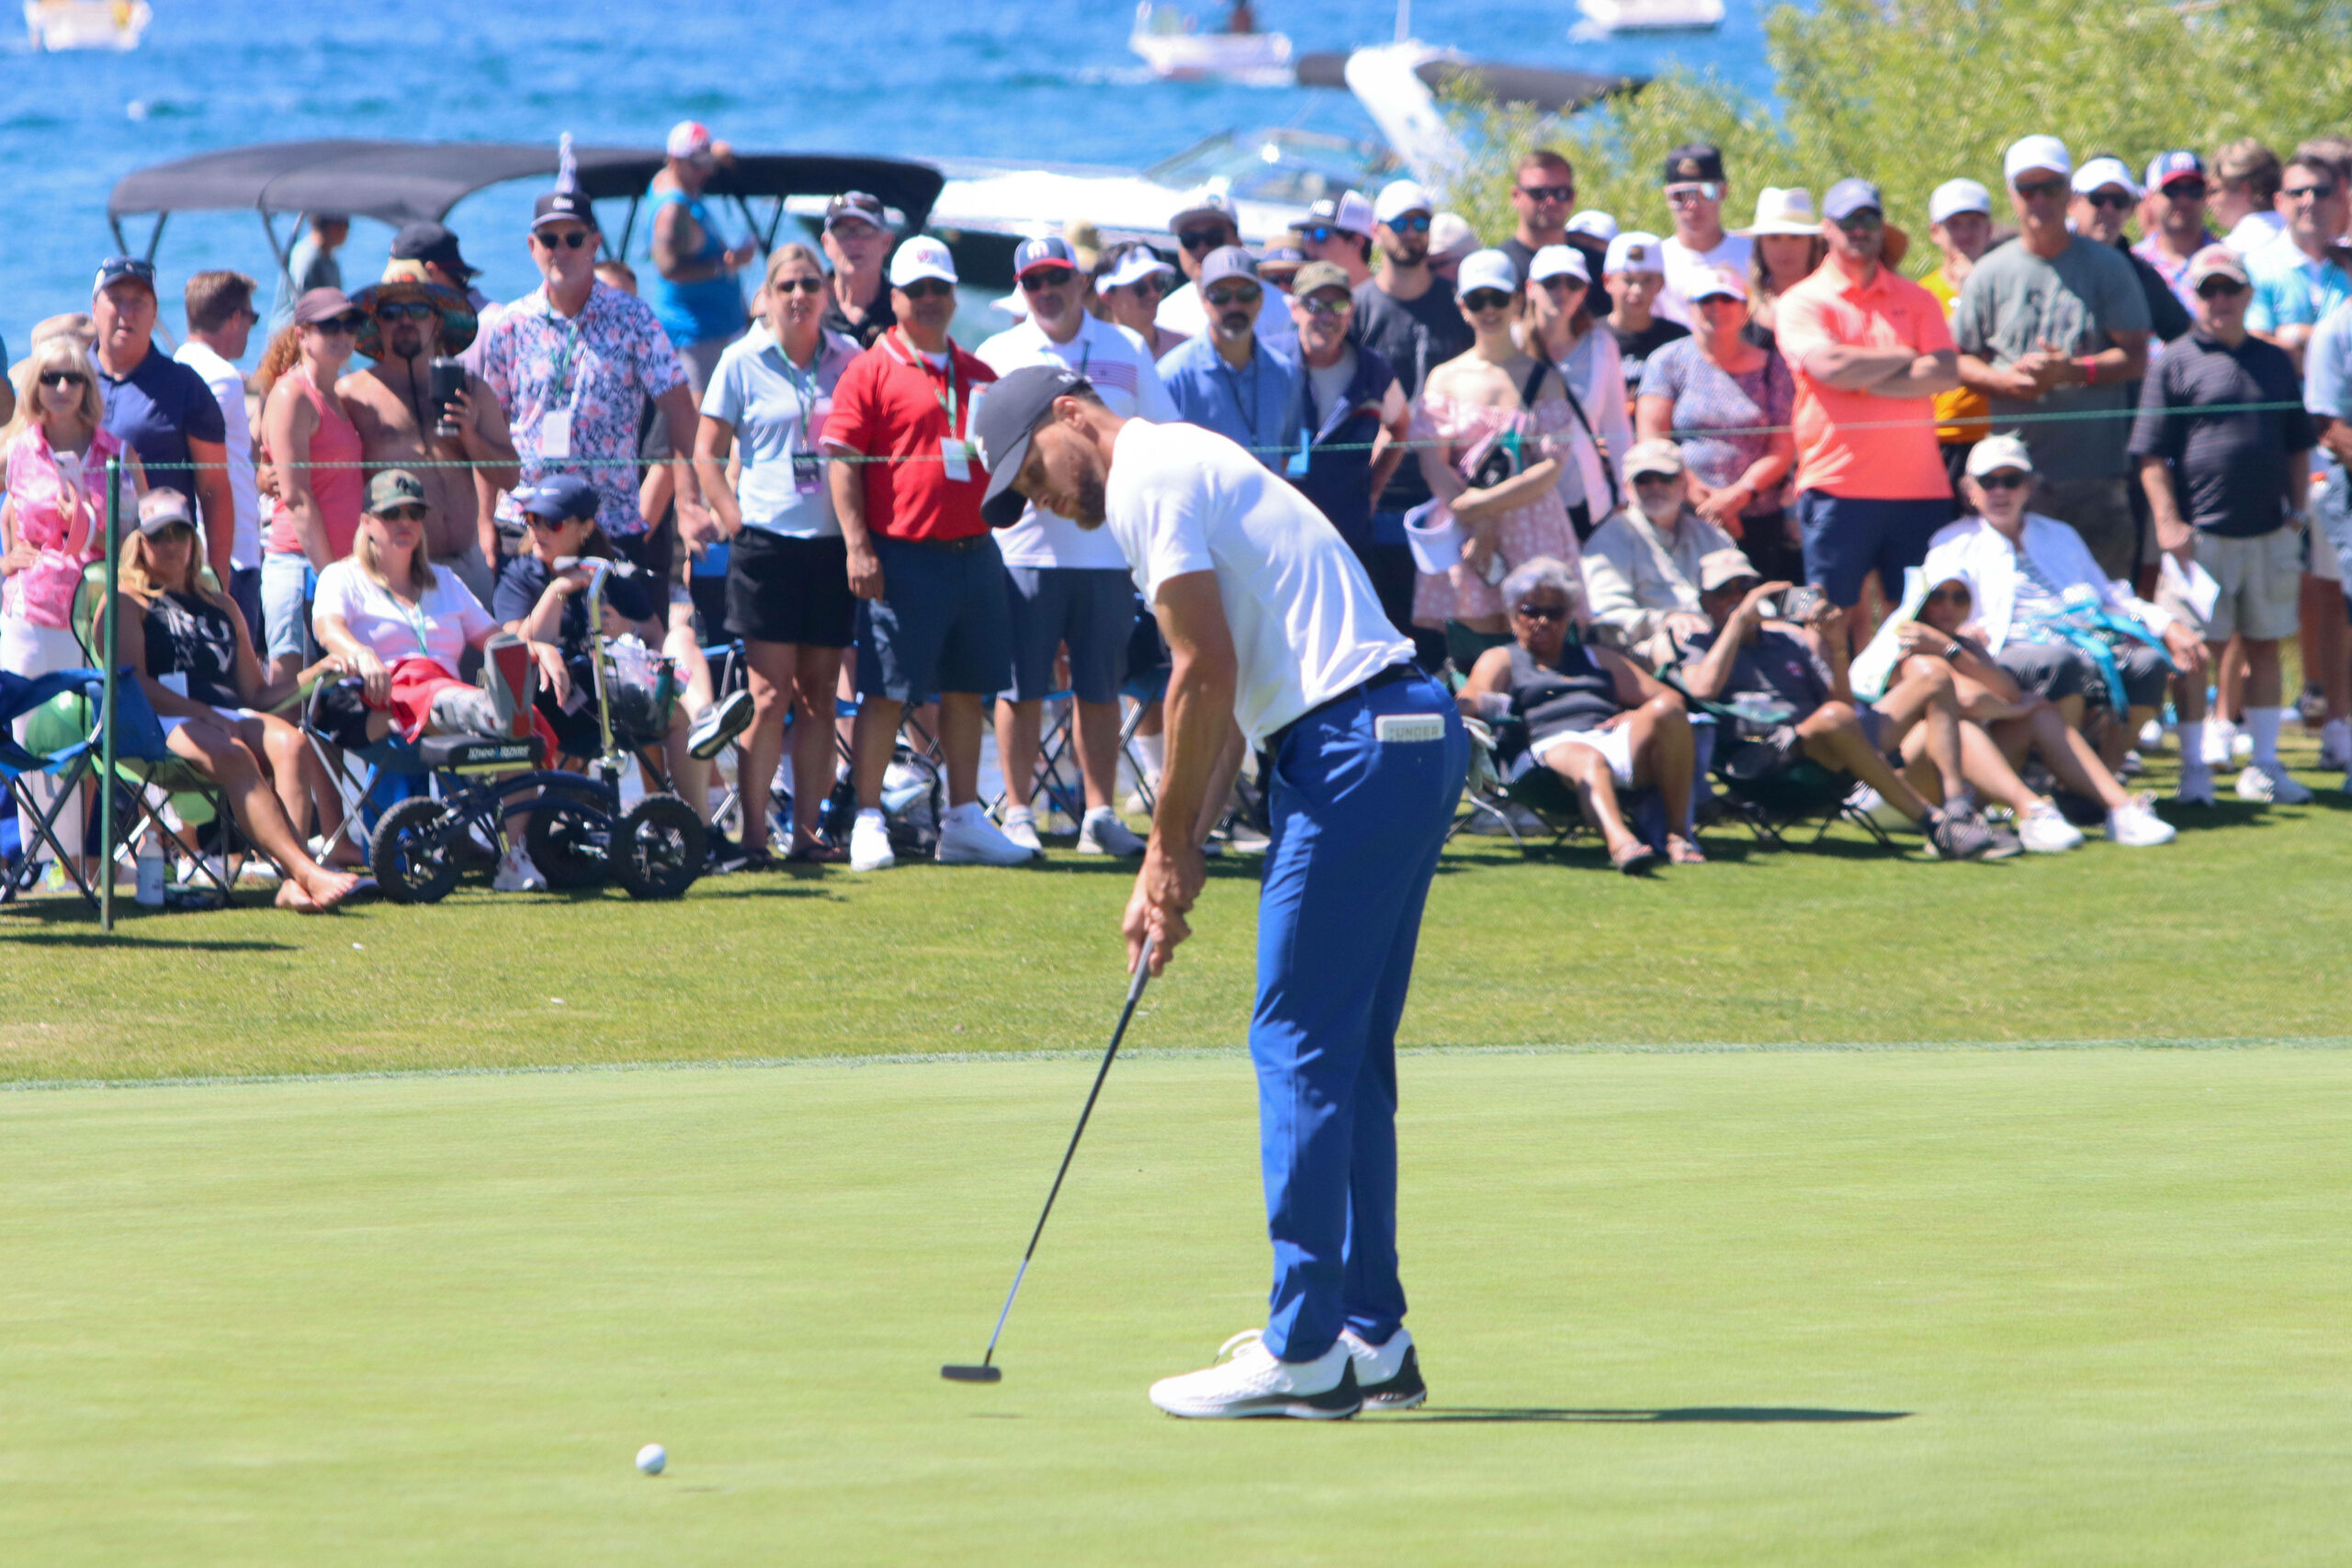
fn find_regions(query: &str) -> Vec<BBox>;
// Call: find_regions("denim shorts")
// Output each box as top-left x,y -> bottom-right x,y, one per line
1795,493 -> 1953,609
858,534 -> 1012,704
259,551 -> 313,661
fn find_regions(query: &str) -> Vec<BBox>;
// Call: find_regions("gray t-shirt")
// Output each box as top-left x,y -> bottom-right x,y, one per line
1950,236 -> 2151,481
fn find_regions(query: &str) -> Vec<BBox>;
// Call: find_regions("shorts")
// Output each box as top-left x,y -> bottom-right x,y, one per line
2307,457 -> 2350,584
227,566 -> 264,649
610,520 -> 676,587
2034,477 -> 2137,584
1002,566 -> 1135,705
259,551 -> 313,661
858,534 -> 1012,705
2194,527 -> 2301,642
1796,493 -> 1952,609
1528,721 -> 1634,787
1997,637 -> 2172,713
725,530 -> 855,649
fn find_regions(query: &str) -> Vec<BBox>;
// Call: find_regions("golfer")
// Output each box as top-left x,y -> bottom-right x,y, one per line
975,367 -> 1468,1419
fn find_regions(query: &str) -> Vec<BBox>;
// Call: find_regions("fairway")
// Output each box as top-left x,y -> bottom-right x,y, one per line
5,1047 -> 2348,1564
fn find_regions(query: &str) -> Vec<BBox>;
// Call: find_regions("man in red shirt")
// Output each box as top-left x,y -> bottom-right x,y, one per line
1774,177 -> 1960,614
823,235 -> 1030,871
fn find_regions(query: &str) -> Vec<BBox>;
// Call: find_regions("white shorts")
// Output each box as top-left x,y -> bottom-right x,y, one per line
1528,722 -> 1635,787
2193,528 -> 2301,642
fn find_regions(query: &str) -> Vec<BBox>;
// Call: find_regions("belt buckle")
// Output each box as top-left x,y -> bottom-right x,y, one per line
1374,713 -> 1444,744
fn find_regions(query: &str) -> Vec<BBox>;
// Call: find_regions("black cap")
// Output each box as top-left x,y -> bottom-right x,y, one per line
824,191 -> 888,232
532,190 -> 599,231
390,220 -> 481,280
975,365 -> 1091,529
1662,143 -> 1725,185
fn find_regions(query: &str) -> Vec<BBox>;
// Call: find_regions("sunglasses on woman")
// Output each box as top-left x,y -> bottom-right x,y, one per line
1976,470 -> 2030,491
39,371 -> 86,389
1513,601 -> 1568,622
316,314 -> 367,334
1462,289 -> 1513,312
770,276 -> 827,295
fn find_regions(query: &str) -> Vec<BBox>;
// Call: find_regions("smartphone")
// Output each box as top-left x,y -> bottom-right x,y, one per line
429,356 -> 468,436
1778,585 -> 1826,622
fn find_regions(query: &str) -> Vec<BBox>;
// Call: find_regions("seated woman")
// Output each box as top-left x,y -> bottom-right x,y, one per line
111,490 -> 363,912
311,468 -> 568,893
1457,557 -> 1702,872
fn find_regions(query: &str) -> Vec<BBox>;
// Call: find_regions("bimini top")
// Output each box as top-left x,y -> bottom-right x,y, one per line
107,139 -> 947,231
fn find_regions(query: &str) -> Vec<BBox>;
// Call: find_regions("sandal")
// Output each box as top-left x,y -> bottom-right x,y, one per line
1666,834 -> 1707,865
1611,841 -> 1657,876
786,840 -> 846,864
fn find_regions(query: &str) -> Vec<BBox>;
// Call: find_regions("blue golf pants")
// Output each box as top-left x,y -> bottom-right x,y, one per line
1253,670 -> 1468,1362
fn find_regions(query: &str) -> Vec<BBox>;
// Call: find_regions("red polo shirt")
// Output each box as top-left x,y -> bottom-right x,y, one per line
1774,256 -> 1953,500
821,329 -> 999,542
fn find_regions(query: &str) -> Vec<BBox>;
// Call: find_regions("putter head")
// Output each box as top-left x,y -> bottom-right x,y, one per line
941,1363 -> 1002,1383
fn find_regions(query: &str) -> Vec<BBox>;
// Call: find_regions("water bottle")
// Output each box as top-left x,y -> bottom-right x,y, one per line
134,835 -> 165,908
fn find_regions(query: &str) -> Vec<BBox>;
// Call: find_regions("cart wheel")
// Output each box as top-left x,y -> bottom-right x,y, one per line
370,795 -> 463,905
613,794 -> 706,900
526,797 -> 609,889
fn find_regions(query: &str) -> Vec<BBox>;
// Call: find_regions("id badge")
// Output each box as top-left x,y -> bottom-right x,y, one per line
539,409 -> 572,459
941,437 -> 974,484
1284,439 -> 1312,479
792,449 -> 822,496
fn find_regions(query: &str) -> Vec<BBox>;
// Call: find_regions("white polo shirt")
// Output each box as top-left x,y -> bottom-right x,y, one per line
173,340 -> 261,570
1103,419 -> 1410,747
1657,231 -> 1754,327
977,312 -> 1177,569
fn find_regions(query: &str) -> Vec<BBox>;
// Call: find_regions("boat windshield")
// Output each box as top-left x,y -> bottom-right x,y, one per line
1146,130 -> 1399,209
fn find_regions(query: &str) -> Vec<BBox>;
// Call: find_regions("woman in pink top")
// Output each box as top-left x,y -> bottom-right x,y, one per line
1,333 -> 147,875
259,288 -> 368,682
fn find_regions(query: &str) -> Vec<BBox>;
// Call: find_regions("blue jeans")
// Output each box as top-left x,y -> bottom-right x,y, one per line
1252,670 -> 1467,1362
259,551 -> 316,661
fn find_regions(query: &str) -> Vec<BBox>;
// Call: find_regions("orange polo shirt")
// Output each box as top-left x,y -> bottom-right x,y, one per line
1774,256 -> 1954,499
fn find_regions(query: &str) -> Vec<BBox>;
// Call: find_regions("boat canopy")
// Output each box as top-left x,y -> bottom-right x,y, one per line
105,139 -> 946,271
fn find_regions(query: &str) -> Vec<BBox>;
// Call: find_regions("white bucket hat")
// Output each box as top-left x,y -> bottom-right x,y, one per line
1737,186 -> 1820,236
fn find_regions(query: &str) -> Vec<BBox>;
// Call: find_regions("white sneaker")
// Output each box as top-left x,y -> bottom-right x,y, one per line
2018,800 -> 2085,853
848,808 -> 895,872
492,846 -> 547,892
2137,716 -> 2168,750
1077,807 -> 1147,856
935,802 -> 1037,865
2236,761 -> 2313,805
2231,729 -> 2255,761
1148,1331 -> 1362,1420
1338,1325 -> 1428,1410
2105,793 -> 2177,846
2200,718 -> 2237,767
2175,765 -> 2218,807
999,806 -> 1044,854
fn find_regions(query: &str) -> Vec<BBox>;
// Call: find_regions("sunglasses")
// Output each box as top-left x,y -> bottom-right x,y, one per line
1832,210 -> 1884,231
534,228 -> 595,250
1300,225 -> 1347,247
314,314 -> 367,334
2285,183 -> 2339,202
1176,226 -> 1231,253
147,521 -> 197,539
2197,277 -> 2248,299
2161,178 -> 2209,200
375,504 -> 430,523
523,513 -> 582,530
1462,288 -> 1513,312
898,278 -> 955,299
1020,266 -> 1078,292
1204,286 -> 1262,307
1631,471 -> 1680,486
2013,177 -> 2067,199
39,371 -> 86,389
1518,184 -> 1575,204
373,300 -> 435,321
1299,293 -> 1353,318
1975,470 -> 2030,491
1540,274 -> 1588,293
1926,586 -> 1972,606
1665,182 -> 1723,204
1385,213 -> 1432,233
1513,602 -> 1568,621
770,276 -> 827,295
2082,189 -> 2136,210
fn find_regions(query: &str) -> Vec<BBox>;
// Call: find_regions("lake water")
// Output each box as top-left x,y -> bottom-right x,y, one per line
2,0 -> 1778,355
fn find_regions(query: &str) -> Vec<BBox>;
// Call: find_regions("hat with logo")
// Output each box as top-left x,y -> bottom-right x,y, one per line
1662,143 -> 1725,185
2145,150 -> 2207,191
1012,236 -> 1080,279
824,191 -> 889,233
666,120 -> 715,161
2072,156 -> 2142,198
1198,246 -> 1261,290
136,487 -> 198,536
1685,265 -> 1746,303
1289,260 -> 1352,299
1738,186 -> 1819,236
1456,249 -> 1519,297
1305,190 -> 1376,238
1257,244 -> 1307,286
1698,547 -> 1761,592
93,254 -> 157,297
364,468 -> 429,514
1428,212 -> 1479,262
1602,231 -> 1665,276
1964,433 -> 2035,479
974,364 -> 1092,529
1928,178 -> 1993,224
390,220 -> 481,280
888,235 -> 958,289
1528,244 -> 1589,287
2004,134 -> 2074,184
2187,246 -> 2250,288
516,472 -> 602,524
1565,209 -> 1620,242
1623,437 -> 1687,479
1374,179 -> 1434,224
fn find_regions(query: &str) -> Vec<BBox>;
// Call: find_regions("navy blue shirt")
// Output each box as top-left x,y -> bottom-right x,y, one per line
2127,329 -> 2314,537
492,555 -> 659,660
98,342 -> 226,494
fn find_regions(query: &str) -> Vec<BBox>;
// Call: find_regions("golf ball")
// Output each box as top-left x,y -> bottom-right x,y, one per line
636,1443 -> 666,1475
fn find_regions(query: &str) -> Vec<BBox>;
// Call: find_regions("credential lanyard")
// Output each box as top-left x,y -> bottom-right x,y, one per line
897,328 -> 965,439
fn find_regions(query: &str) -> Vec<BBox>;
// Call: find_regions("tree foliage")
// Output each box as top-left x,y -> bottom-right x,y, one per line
1440,0 -> 2352,276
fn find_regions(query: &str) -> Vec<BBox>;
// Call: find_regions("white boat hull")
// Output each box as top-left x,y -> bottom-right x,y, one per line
1575,0 -> 1723,33
25,0 -> 152,51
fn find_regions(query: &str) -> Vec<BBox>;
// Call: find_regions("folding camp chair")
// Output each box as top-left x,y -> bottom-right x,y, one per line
0,668 -> 108,906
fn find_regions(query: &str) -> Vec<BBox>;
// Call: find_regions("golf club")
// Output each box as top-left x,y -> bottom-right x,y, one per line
943,934 -> 1156,1383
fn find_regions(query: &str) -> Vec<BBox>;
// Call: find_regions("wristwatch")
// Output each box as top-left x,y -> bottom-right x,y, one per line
1942,639 -> 1964,661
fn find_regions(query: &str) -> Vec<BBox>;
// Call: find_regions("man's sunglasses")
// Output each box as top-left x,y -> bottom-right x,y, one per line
1518,184 -> 1575,204
1204,286 -> 1262,308
2161,178 -> 2209,200
534,228 -> 596,250
1300,225 -> 1346,247
2082,189 -> 2136,210
1975,470 -> 2030,491
1299,293 -> 1353,318
1385,213 -> 1432,233
373,300 -> 436,321
2284,182 -> 2338,201
1513,602 -> 1568,621
1665,182 -> 1723,204
1462,288 -> 1513,312
1833,210 -> 1884,231
1020,266 -> 1078,292
770,276 -> 827,295
2198,277 -> 2248,299
39,371 -> 86,389
1176,226 -> 1232,253
2012,177 -> 2067,200
898,277 -> 956,299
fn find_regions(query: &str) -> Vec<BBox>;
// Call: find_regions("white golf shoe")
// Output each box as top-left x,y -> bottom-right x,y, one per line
2104,793 -> 2177,847
1077,807 -> 1147,856
848,808 -> 895,872
492,846 -> 547,893
935,802 -> 1038,865
2174,765 -> 2217,807
1148,1331 -> 1362,1420
2017,800 -> 2085,853
998,806 -> 1045,855
2236,761 -> 2313,805
1338,1325 -> 1428,1410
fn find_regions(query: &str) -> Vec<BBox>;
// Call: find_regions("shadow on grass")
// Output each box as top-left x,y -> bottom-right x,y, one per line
0,929 -> 295,952
2158,800 -> 2274,833
1398,1405 -> 1911,1424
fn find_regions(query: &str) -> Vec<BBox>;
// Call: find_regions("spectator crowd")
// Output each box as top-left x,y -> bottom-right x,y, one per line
6,119 -> 2346,901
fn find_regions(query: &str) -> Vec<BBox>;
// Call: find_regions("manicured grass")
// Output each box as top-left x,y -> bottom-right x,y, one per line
4,1047 -> 2347,1564
0,745 -> 2343,1083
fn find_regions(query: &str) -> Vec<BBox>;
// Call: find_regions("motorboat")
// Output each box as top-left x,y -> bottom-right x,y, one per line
1129,2 -> 1295,83
25,0 -> 151,50
1575,0 -> 1724,34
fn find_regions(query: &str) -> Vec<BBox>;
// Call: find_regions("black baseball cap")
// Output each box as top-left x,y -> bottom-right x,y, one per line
390,220 -> 481,280
825,192 -> 888,233
1663,143 -> 1725,185
975,365 -> 1091,529
532,189 -> 599,231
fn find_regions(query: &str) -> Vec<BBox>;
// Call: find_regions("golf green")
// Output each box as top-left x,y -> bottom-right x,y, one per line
6,1045 -> 2346,1563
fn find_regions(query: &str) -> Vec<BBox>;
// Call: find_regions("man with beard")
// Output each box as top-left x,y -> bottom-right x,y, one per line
340,265 -> 521,604
1156,248 -> 1300,469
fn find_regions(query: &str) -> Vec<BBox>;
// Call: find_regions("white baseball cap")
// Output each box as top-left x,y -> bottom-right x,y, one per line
1428,212 -> 1479,261
1098,246 -> 1175,290
1965,433 -> 2034,478
1374,179 -> 1433,225
2072,156 -> 2142,198
2004,134 -> 2074,184
1565,209 -> 1620,242
1603,231 -> 1665,276
1456,249 -> 1519,297
1685,265 -> 1746,303
1306,190 -> 1376,238
888,234 -> 958,289
1928,178 -> 1992,224
666,119 -> 714,161
1529,244 -> 1589,286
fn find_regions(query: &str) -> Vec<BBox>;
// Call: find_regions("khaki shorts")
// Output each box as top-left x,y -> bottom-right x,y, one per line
2194,527 -> 2302,642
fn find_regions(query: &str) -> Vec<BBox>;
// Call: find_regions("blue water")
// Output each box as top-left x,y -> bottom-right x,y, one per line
0,0 -> 1776,357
